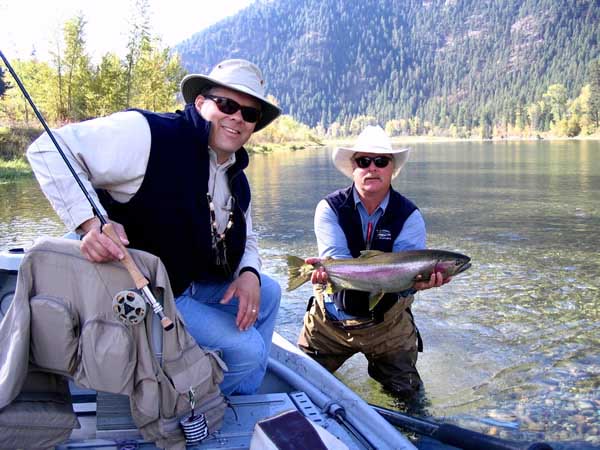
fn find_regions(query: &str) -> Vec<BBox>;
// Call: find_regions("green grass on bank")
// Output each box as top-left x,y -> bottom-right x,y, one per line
0,126 -> 43,160
246,141 -> 324,154
0,158 -> 33,180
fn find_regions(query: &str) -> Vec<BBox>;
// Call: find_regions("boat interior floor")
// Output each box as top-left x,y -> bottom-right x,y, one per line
60,373 -> 357,450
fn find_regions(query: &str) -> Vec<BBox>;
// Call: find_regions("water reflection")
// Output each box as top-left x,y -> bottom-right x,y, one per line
0,177 -> 66,249
1,140 -> 599,448
247,141 -> 600,448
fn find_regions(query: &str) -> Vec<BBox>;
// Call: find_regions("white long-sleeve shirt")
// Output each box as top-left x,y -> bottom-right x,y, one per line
26,110 -> 261,276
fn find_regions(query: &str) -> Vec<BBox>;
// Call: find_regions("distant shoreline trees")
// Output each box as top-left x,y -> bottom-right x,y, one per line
320,61 -> 600,140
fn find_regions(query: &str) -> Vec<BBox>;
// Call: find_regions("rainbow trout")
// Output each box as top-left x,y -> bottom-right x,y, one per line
287,249 -> 471,310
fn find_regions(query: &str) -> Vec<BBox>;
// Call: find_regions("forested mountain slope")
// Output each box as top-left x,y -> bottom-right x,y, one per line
177,0 -> 599,131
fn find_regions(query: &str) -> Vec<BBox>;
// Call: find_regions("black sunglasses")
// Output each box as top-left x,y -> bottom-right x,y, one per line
204,94 -> 261,123
353,156 -> 393,169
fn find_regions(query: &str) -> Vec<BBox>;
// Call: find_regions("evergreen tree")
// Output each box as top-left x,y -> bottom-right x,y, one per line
90,53 -> 128,117
481,111 -> 493,139
49,36 -> 67,121
62,14 -> 93,120
124,0 -> 152,107
131,41 -> 186,111
588,59 -> 600,128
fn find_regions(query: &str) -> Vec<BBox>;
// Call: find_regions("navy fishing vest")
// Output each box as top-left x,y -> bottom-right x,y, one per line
97,104 -> 250,296
325,185 -> 417,317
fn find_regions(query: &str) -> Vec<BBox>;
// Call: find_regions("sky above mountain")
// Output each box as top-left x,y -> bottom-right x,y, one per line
0,0 -> 254,62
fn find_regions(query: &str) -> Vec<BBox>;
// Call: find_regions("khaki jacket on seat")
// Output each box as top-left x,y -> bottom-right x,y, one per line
0,237 -> 225,449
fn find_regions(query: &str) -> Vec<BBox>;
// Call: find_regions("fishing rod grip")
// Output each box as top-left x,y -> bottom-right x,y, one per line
102,223 -> 149,289
102,223 -> 174,331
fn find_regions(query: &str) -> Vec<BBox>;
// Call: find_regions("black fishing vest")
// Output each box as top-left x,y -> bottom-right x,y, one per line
97,104 -> 250,296
325,185 -> 417,318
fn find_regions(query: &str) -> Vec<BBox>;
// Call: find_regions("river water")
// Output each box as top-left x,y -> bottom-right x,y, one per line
1,140 -> 599,449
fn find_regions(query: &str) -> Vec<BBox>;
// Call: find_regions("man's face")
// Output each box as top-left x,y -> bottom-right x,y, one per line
195,86 -> 260,159
352,152 -> 394,195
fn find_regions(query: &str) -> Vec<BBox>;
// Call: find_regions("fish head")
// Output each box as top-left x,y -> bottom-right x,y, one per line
433,251 -> 471,277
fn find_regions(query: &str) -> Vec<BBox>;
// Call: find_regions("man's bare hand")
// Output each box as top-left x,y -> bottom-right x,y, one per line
414,272 -> 451,291
221,270 -> 261,331
79,217 -> 129,263
305,257 -> 328,284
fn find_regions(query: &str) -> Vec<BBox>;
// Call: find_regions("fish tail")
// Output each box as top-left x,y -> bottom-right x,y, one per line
286,255 -> 314,291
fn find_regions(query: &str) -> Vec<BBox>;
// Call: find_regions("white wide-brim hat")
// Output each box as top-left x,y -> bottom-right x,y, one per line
332,125 -> 410,179
180,59 -> 282,132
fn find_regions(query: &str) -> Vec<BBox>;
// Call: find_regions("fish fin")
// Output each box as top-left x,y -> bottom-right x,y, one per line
368,291 -> 385,310
286,255 -> 314,291
358,250 -> 385,258
324,281 -> 341,295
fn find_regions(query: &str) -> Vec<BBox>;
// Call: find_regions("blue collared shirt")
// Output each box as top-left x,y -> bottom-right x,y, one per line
314,187 -> 426,319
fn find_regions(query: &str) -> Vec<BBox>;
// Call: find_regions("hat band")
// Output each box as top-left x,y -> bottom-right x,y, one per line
352,144 -> 392,153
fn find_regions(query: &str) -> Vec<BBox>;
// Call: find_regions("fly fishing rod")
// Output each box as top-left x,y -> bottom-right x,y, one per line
370,403 -> 553,450
0,50 -> 173,331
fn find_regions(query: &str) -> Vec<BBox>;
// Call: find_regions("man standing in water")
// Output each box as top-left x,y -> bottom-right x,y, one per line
27,59 -> 281,396
298,125 -> 451,398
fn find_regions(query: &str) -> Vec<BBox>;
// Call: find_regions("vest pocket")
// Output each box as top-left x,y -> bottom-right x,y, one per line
154,366 -> 225,437
76,317 -> 136,394
163,342 -> 225,401
30,295 -> 80,375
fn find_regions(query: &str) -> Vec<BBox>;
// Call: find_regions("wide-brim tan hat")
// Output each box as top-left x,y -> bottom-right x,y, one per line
180,59 -> 282,132
332,125 -> 410,179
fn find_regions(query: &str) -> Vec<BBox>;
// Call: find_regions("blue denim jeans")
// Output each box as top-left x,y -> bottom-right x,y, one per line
175,274 -> 280,395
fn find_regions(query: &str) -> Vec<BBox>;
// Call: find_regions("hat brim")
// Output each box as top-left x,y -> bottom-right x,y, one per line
332,146 -> 410,179
181,74 -> 281,132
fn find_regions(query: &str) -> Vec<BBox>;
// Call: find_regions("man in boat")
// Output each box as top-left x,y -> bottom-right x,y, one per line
297,125 -> 451,398
27,59 -> 282,396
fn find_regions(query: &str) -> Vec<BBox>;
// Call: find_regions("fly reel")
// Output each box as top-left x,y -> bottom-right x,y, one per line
113,290 -> 147,325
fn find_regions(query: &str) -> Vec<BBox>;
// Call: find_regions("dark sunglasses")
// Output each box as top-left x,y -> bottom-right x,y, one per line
204,94 -> 261,123
353,156 -> 393,169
